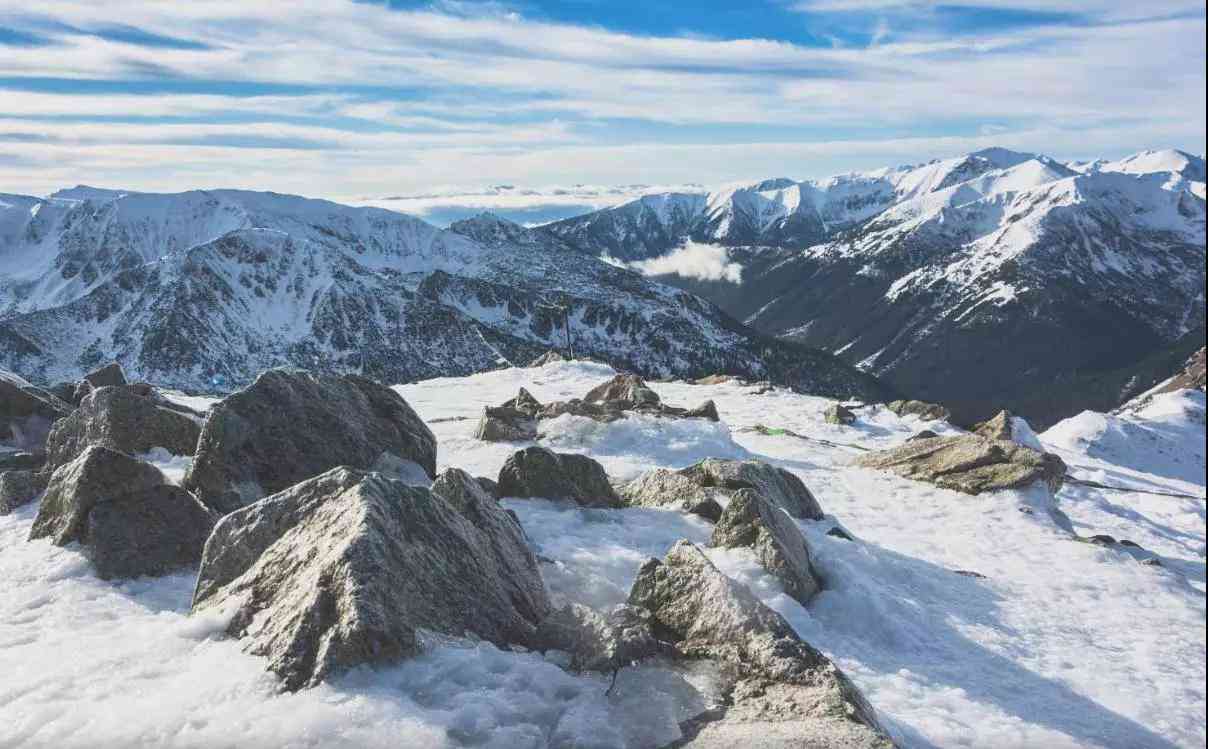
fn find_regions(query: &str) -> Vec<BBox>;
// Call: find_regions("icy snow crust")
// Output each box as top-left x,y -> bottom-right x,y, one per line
2,362 -> 1204,748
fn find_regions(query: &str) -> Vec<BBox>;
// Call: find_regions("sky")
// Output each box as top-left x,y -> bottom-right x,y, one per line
1,0 -> 1205,223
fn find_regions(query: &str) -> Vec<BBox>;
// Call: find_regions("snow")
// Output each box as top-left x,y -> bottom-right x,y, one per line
2,361 -> 1204,748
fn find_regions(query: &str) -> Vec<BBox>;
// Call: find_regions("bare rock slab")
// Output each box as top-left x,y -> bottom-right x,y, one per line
679,458 -> 825,521
191,467 -> 551,691
183,369 -> 436,513
856,434 -> 1066,495
709,489 -> 822,604
629,542 -> 892,748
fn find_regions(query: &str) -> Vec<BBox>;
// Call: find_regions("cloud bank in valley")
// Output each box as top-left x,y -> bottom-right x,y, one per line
627,242 -> 745,283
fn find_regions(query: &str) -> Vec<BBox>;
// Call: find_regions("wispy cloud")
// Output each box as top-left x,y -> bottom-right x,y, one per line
0,1 -> 1202,199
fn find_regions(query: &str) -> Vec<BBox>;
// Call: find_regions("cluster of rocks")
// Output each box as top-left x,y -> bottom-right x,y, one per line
857,409 -> 1067,496
4,362 -> 894,746
475,374 -> 719,443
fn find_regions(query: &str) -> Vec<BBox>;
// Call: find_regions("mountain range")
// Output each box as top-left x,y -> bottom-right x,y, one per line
0,186 -> 886,401
546,148 -> 1206,426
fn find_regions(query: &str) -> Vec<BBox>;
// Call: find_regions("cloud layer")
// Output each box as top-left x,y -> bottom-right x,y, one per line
628,243 -> 745,283
0,1 -> 1203,200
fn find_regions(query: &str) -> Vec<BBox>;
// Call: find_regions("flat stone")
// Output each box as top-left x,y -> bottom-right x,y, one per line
856,434 -> 1066,495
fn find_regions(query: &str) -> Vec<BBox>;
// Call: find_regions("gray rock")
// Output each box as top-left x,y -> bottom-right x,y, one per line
679,458 -> 825,521
533,602 -> 671,673
709,489 -> 822,604
83,362 -> 127,389
43,385 -> 202,473
0,469 -> 48,515
477,475 -> 500,498
183,369 -> 436,513
824,403 -> 857,426
29,446 -> 165,545
906,430 -> 940,441
584,373 -> 662,407
474,405 -> 539,442
497,446 -> 622,507
887,399 -> 951,422
628,542 -> 892,748
973,410 -> 1014,441
529,350 -> 568,367
826,525 -> 855,541
617,468 -> 724,521
191,467 -> 551,691
684,400 -> 721,422
856,434 -> 1066,495
1,369 -> 72,450
86,484 -> 216,579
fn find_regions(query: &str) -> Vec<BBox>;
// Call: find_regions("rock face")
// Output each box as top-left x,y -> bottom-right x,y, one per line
617,468 -> 724,521
497,446 -> 622,507
533,603 -> 670,673
0,469 -> 48,514
628,542 -> 891,748
191,467 -> 551,691
887,400 -> 951,422
679,458 -> 825,521
83,362 -> 127,389
1,369 -> 72,450
43,385 -> 202,473
857,434 -> 1066,495
709,489 -> 822,604
183,370 -> 436,513
973,410 -> 1014,441
824,403 -> 857,426
85,484 -> 216,580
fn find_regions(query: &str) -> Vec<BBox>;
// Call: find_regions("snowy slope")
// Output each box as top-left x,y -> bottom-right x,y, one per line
2,362 -> 1203,748
0,189 -> 887,401
547,147 -> 1207,426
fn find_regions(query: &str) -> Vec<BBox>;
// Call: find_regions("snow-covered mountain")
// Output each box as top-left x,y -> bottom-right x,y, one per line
0,188 -> 887,400
546,148 -> 1207,426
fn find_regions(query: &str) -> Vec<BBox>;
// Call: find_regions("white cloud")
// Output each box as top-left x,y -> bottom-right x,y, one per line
629,242 -> 745,283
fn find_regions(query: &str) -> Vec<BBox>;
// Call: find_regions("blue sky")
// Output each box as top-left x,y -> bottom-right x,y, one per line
0,0 -> 1204,215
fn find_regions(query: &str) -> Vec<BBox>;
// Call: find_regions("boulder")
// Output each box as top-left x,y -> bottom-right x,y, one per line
497,446 -> 622,507
824,403 -> 857,426
83,362 -> 127,389
533,602 -> 670,673
474,388 -> 543,442
679,458 -> 824,521
628,542 -> 892,748
973,409 -> 1013,441
856,434 -> 1066,495
684,400 -> 721,422
43,385 -> 202,473
30,446 -> 166,545
617,468 -> 724,521
529,350 -> 568,367
887,399 -> 951,422
584,374 -> 661,408
183,369 -> 436,513
709,489 -> 822,604
1,369 -> 72,450
906,429 -> 939,441
191,467 -> 551,690
85,484 -> 216,580
0,469 -> 48,515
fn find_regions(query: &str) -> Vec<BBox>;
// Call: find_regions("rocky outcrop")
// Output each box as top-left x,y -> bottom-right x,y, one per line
533,603 -> 670,673
191,467 -> 551,691
475,380 -> 720,443
585,374 -> 662,407
497,446 -> 622,507
183,370 -> 436,513
628,542 -> 892,748
43,385 -> 202,473
973,410 -> 1014,441
74,362 -> 128,402
617,468 -> 724,521
709,489 -> 822,604
857,434 -> 1066,495
1,369 -> 72,450
529,350 -> 567,367
0,469 -> 48,514
679,458 -> 825,521
887,399 -> 951,422
824,403 -> 856,426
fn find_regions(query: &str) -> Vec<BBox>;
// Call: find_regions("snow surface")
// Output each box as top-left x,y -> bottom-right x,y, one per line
2,361 -> 1204,748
